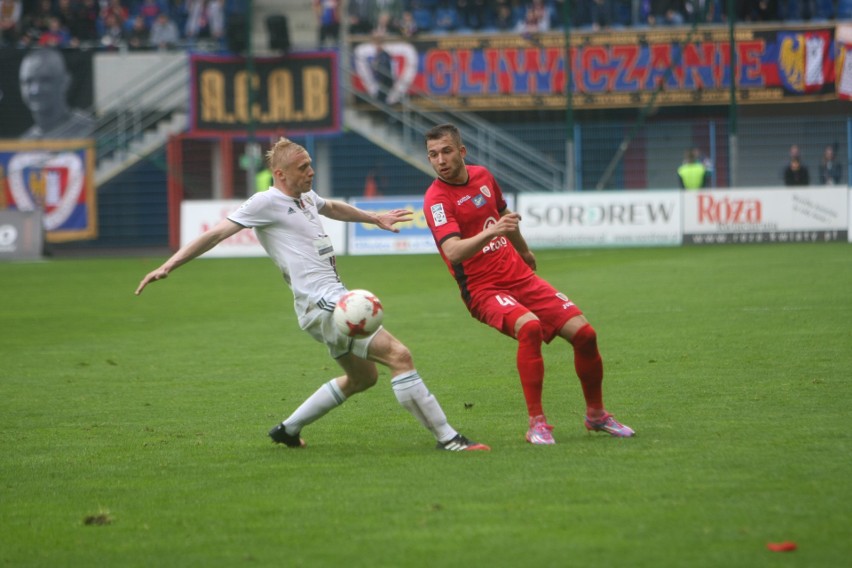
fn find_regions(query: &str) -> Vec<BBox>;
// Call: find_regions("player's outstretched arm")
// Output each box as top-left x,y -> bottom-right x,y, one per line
320,200 -> 412,233
135,219 -> 243,295
372,208 -> 413,232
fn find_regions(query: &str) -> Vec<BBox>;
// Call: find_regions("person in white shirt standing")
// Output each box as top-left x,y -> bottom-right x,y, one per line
135,137 -> 489,452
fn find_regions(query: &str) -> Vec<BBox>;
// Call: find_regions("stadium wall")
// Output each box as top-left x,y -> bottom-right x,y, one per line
176,188 -> 850,260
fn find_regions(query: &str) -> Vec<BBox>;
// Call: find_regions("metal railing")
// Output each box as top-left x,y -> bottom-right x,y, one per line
91,55 -> 189,167
341,63 -> 567,193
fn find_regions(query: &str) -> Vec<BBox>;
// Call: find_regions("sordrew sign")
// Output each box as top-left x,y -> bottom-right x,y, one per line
517,191 -> 682,247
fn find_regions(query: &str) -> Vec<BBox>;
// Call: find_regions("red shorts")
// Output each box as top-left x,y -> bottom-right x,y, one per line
467,275 -> 583,343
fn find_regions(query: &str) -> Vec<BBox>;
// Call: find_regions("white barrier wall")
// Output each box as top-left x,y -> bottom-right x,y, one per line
179,188 -> 849,258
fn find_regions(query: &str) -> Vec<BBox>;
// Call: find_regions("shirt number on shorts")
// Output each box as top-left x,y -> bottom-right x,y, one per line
495,294 -> 517,307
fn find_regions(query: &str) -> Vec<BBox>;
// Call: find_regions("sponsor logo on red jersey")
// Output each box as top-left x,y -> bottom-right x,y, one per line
431,203 -> 447,226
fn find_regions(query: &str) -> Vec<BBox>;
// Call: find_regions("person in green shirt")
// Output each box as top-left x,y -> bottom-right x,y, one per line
677,148 -> 708,190
255,168 -> 273,192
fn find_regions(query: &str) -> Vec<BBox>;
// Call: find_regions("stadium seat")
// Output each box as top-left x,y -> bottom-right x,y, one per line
266,14 -> 290,52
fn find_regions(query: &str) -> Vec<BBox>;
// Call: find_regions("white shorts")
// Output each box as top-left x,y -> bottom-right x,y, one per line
301,304 -> 382,360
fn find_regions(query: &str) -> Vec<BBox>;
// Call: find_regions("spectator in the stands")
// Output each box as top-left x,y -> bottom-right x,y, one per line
26,0 -> 54,34
127,14 -> 150,50
784,155 -> 810,186
645,0 -> 685,25
100,12 -> 126,49
314,0 -> 340,46
410,0 -> 434,32
818,145 -> 843,185
55,0 -> 88,47
55,0 -> 77,29
72,0 -> 101,45
516,0 -> 551,33
548,0 -> 564,28
492,0 -> 517,30
458,0 -> 490,30
348,0 -> 374,34
137,0 -> 163,26
684,0 -> 719,23
38,16 -> 72,47
150,11 -> 179,49
184,0 -> 207,39
739,0 -> 779,21
783,145 -> 810,186
586,0 -> 615,29
186,0 -> 225,45
370,0 -> 404,35
433,0 -> 460,32
778,0 -> 823,20
101,0 -> 129,28
398,8 -> 419,37
0,0 -> 22,47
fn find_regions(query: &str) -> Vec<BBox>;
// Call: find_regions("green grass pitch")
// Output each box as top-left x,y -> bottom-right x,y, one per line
1,243 -> 850,567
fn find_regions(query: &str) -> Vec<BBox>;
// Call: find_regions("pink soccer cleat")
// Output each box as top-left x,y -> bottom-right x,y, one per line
526,415 -> 556,445
584,413 -> 635,437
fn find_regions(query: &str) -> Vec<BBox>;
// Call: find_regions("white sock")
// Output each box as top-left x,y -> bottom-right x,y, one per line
391,370 -> 457,443
282,379 -> 346,435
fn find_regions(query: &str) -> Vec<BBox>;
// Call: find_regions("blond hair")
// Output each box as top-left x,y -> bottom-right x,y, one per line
266,137 -> 307,171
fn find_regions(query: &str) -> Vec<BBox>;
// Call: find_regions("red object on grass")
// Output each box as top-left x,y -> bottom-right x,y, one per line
766,541 -> 797,552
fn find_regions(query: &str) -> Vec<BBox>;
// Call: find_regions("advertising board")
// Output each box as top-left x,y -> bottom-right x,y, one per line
516,191 -> 682,247
682,188 -> 848,245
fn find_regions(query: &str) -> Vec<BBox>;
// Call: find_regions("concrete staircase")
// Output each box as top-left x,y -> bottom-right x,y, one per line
95,112 -> 188,186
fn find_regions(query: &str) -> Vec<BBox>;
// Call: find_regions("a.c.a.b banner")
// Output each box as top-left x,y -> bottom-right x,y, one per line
0,140 -> 97,243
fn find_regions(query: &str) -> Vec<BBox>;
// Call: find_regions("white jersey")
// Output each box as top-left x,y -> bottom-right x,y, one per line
227,189 -> 346,326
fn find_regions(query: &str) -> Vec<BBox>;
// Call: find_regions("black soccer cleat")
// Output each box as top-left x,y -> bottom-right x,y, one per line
436,433 -> 490,451
268,423 -> 306,448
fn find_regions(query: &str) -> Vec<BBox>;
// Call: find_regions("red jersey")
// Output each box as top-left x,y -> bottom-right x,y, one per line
424,165 -> 535,304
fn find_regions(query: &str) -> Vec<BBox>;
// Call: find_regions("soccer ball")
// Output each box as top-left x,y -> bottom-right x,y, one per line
333,289 -> 384,337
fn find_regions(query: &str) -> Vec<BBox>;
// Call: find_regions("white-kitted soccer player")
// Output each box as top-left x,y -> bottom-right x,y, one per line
135,137 -> 489,452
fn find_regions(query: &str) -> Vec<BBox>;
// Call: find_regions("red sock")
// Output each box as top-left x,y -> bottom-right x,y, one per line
517,320 -> 545,417
572,323 -> 604,411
